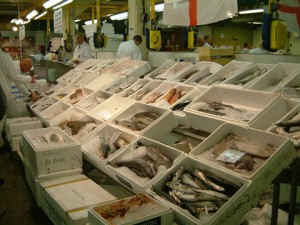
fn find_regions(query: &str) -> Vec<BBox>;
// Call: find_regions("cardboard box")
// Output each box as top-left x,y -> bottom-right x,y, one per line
41,174 -> 116,225
5,117 -> 42,136
88,194 -> 173,225
147,156 -> 256,225
107,136 -> 185,193
22,127 -> 82,178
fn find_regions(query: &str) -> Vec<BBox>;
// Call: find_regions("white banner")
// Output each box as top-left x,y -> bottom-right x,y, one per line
54,8 -> 63,33
278,0 -> 300,33
19,25 -> 25,40
162,0 -> 238,26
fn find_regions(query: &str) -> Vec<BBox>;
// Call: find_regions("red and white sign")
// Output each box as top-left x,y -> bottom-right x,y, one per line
278,0 -> 300,33
162,0 -> 238,26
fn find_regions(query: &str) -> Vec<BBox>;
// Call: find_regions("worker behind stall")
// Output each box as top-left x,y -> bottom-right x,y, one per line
248,42 -> 269,54
203,35 -> 214,48
116,35 -> 143,60
68,32 -> 92,66
13,58 -> 36,85
240,42 -> 251,53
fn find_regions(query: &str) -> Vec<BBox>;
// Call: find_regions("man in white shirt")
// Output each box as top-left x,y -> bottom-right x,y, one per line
116,35 -> 143,60
13,58 -> 36,84
203,35 -> 214,49
69,32 -> 92,66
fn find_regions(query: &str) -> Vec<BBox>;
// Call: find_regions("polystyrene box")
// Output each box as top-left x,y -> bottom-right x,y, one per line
276,70 -> 300,100
140,81 -> 176,104
41,83 -> 67,97
129,80 -> 163,101
30,96 -> 49,111
22,127 -> 82,178
56,69 -> 85,84
111,102 -> 170,135
39,101 -> 71,125
75,72 -> 102,87
120,61 -> 151,78
147,156 -> 257,225
75,90 -> 113,112
143,112 -> 224,154
184,85 -> 281,128
247,63 -> 300,92
86,59 -> 118,73
41,174 -> 116,225
171,61 -> 222,84
190,123 -> 296,189
90,95 -> 135,122
222,63 -> 276,89
32,97 -> 58,116
107,136 -> 185,194
5,117 -> 42,136
53,84 -> 77,100
48,106 -> 87,127
200,61 -> 252,86
60,87 -> 93,105
6,134 -> 22,152
24,158 -> 82,207
81,124 -> 138,176
88,194 -> 173,225
74,58 -> 100,71
118,78 -> 151,98
84,73 -> 120,91
145,61 -> 177,79
104,76 -> 138,94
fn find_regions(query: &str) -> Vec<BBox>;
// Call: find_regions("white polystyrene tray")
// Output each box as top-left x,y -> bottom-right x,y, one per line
222,63 -> 276,89
81,124 -> 138,174
41,83 -> 67,97
107,136 -> 185,193
120,61 -> 151,78
75,90 -> 113,112
247,63 -> 300,92
199,61 -> 253,86
75,72 -> 101,87
56,69 -> 84,84
147,156 -> 256,225
111,102 -> 170,135
140,81 -> 176,104
190,123 -> 296,185
84,73 -> 120,91
118,78 -> 151,98
39,101 -> 71,125
90,95 -> 135,122
144,60 -> 177,79
5,117 -> 42,136
60,87 -> 93,105
53,84 -> 77,100
143,112 -> 224,154
275,70 -> 300,100
32,97 -> 58,115
48,106 -> 87,127
104,76 -> 138,94
129,80 -> 163,101
184,85 -> 281,127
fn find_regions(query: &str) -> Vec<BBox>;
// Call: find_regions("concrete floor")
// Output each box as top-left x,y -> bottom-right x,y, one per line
0,140 -> 53,225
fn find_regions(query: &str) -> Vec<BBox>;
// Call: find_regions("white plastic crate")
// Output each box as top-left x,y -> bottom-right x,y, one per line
41,83 -> 67,97
247,63 -> 300,92
121,61 -> 151,78
140,81 -> 176,104
222,63 -> 276,89
87,59 -> 118,73
75,90 -> 113,112
81,124 -> 138,175
56,69 -> 84,84
24,158 -> 82,207
88,194 -> 173,225
32,97 -> 58,116
30,96 -> 49,111
48,107 -> 87,127
143,112 -> 224,154
84,73 -> 120,91
276,70 -> 300,100
107,136 -> 185,193
90,96 -> 135,122
39,101 -> 71,125
118,78 -> 151,98
184,86 -> 281,128
75,72 -> 102,87
171,61 -> 222,84
104,76 -> 138,94
147,156 -> 256,225
53,84 -> 77,100
145,60 -> 177,79
190,123 -> 296,188
41,174 -> 116,225
22,127 -> 82,178
5,117 -> 42,136
200,61 -> 252,86
6,134 -> 22,152
111,102 -> 170,135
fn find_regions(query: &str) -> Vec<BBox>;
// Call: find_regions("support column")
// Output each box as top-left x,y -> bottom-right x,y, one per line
128,0 -> 150,60
62,6 -> 75,59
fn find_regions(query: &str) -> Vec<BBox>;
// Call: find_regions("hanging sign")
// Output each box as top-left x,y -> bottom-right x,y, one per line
54,8 -> 63,33
19,25 -> 25,40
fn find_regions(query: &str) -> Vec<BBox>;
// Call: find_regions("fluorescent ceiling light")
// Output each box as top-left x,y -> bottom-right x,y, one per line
15,19 -> 23,25
26,10 -> 38,20
75,19 -> 81,22
11,19 -> 17,23
110,12 -> 128,20
155,3 -> 164,12
34,11 -> 48,20
84,19 -> 97,25
53,0 -> 73,9
239,8 -> 264,14
43,0 -> 64,9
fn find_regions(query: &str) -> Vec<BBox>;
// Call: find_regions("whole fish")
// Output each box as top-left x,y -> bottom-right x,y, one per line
146,146 -> 173,168
199,109 -> 226,116
172,100 -> 192,111
136,90 -> 149,101
116,158 -> 156,178
193,72 -> 212,83
192,169 -> 225,192
115,120 -> 139,131
208,101 -> 243,113
234,139 -> 275,158
169,190 -> 182,205
153,187 -> 177,204
50,133 -> 65,143
235,70 -> 261,85
276,112 -> 300,127
193,189 -> 230,200
166,182 -> 196,194
179,70 -> 200,82
181,173 -> 204,189
132,112 -> 160,126
171,166 -> 185,183
174,191 -> 219,201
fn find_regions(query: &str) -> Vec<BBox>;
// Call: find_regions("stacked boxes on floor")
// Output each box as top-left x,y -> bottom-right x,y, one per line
5,117 -> 42,153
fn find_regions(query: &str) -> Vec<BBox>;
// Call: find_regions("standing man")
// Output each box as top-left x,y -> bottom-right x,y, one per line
68,32 -> 92,66
116,35 -> 143,60
203,35 -> 214,48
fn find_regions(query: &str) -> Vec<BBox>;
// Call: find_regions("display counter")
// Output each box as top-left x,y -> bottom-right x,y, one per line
235,53 -> 300,64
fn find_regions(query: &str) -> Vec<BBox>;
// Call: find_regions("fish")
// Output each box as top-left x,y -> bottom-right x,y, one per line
44,91 -> 54,95
192,169 -> 225,192
208,101 -> 243,113
199,109 -> 226,116
179,70 -> 200,82
135,90 -> 149,101
153,187 -> 177,204
171,166 -> 185,183
169,90 -> 182,105
172,100 -> 192,111
144,93 -> 163,103
174,191 -> 219,202
166,182 -> 196,194
35,135 -> 49,144
115,120 -> 140,131
132,112 -> 160,126
56,93 -> 67,99
193,72 -> 212,83
115,158 -> 157,178
234,138 -> 275,158
50,133 -> 65,143
181,173 -> 204,189
221,69 -> 239,80
276,113 -> 300,127
164,88 -> 176,102
235,70 -> 261,85
146,146 -> 173,168
169,190 -> 182,204
66,121 -> 94,135
193,189 -> 230,200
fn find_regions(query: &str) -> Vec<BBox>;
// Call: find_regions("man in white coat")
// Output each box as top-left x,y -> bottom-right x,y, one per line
116,35 -> 143,60
68,32 -> 92,66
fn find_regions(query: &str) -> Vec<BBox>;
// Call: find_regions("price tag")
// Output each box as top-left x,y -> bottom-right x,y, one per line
216,149 -> 246,164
